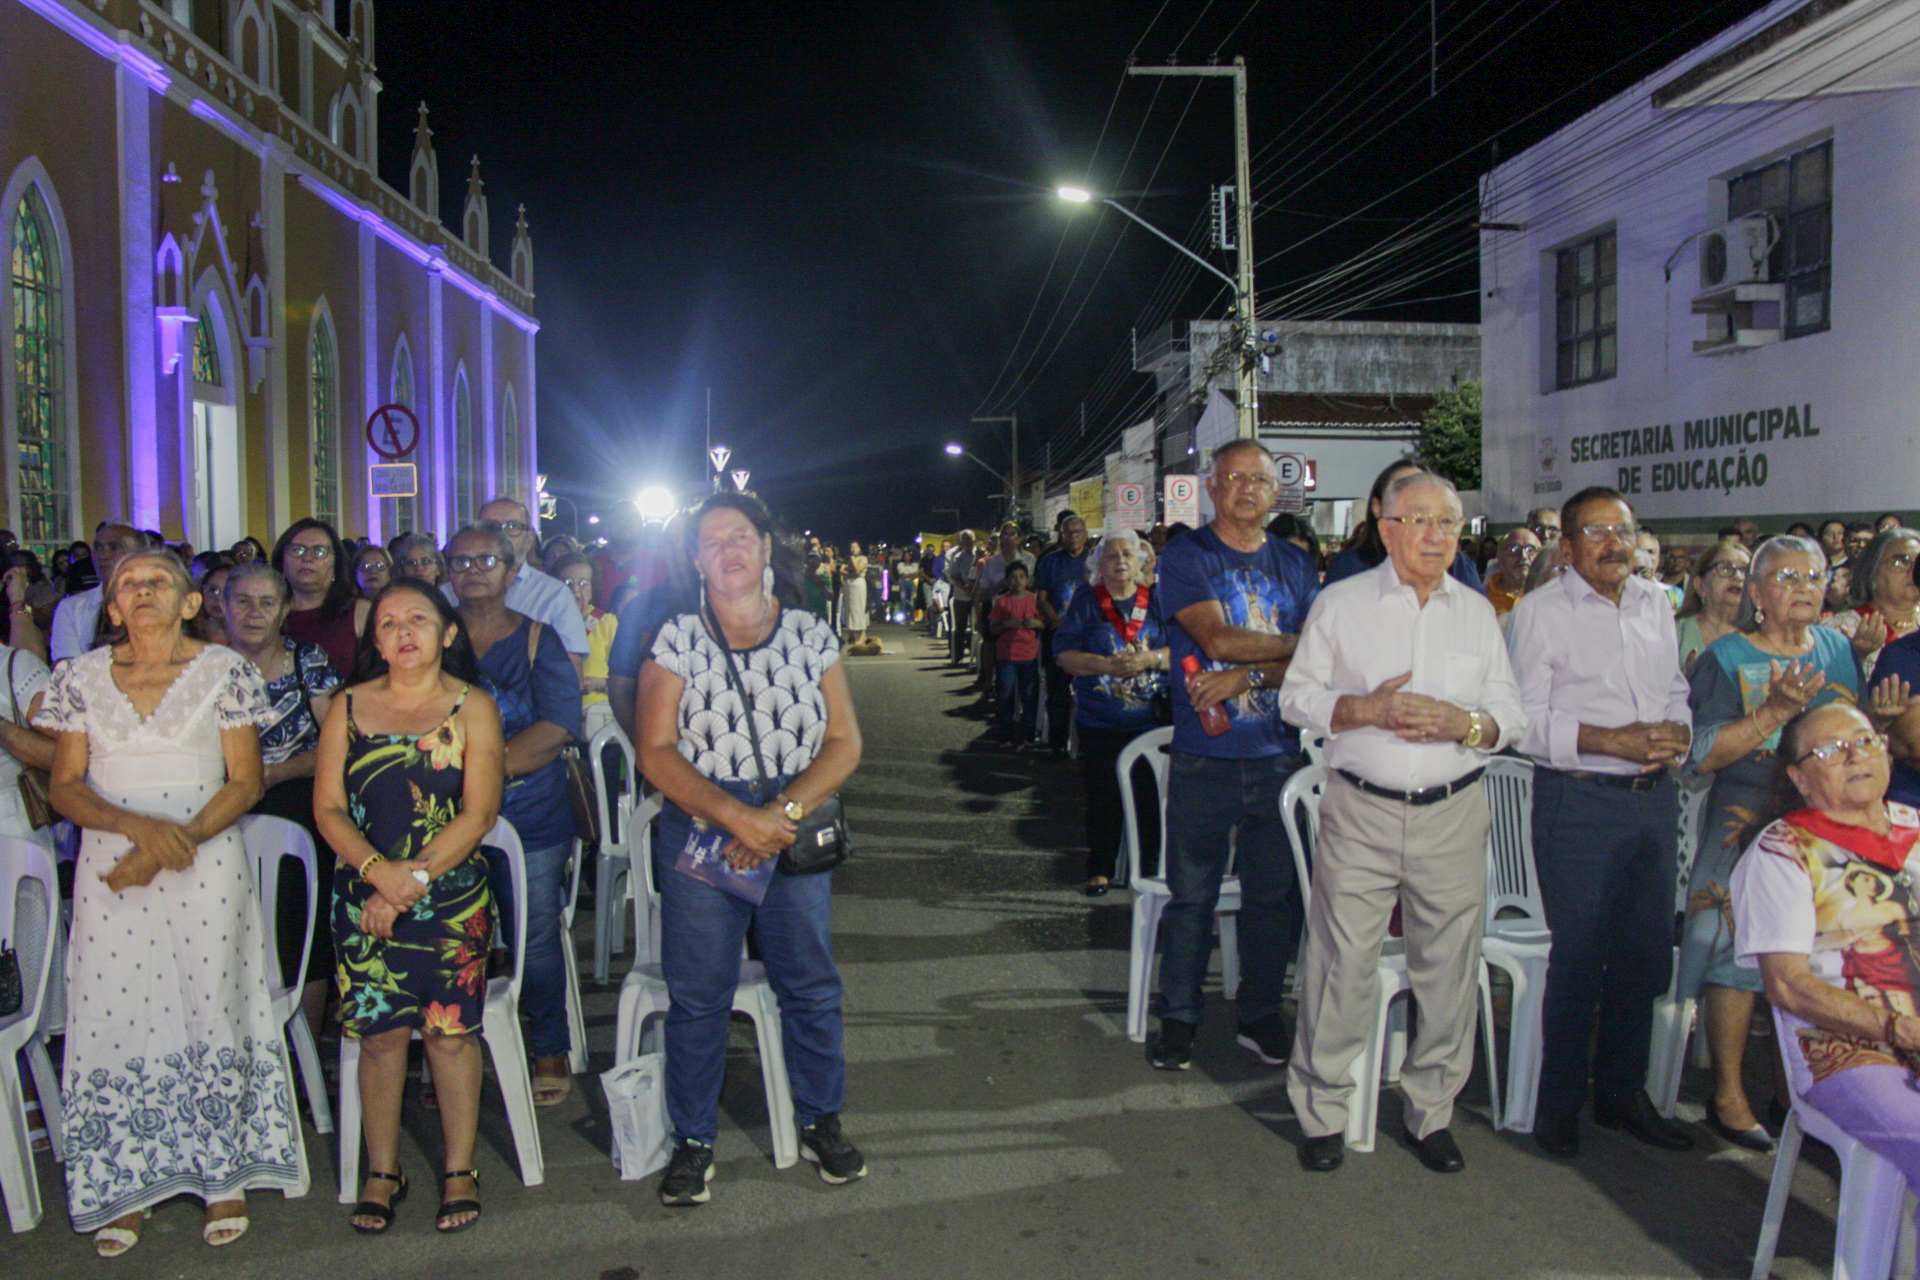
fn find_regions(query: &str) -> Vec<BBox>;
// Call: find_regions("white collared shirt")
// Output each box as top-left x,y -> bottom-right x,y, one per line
49,585 -> 103,664
1506,568 -> 1692,775
1279,558 -> 1526,791
442,562 -> 590,655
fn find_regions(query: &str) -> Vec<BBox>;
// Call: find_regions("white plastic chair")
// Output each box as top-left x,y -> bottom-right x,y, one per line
1281,765 -> 1501,1151
337,818 -> 546,1203
0,836 -> 57,1231
612,796 -> 796,1169
1649,781 -> 1716,1117
561,837 -> 589,1075
240,814 -> 333,1139
1116,727 -> 1240,1043
1750,1009 -> 1908,1280
588,721 -> 636,982
1479,759 -> 1553,1132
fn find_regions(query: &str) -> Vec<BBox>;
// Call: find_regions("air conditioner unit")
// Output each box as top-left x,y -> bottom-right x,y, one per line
1698,213 -> 1775,293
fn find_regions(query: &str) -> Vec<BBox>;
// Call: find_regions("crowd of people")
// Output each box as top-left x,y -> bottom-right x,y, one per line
17,445 -> 1920,1254
910,447 -> 1920,1206
6,489 -> 870,1251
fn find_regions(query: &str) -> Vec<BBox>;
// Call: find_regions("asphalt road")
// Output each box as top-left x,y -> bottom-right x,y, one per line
6,623 -> 1857,1278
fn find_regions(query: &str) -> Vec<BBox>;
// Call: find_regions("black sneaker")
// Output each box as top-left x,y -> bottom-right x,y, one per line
657,1139 -> 715,1207
1236,1013 -> 1292,1066
1148,1019 -> 1196,1071
798,1114 -> 867,1185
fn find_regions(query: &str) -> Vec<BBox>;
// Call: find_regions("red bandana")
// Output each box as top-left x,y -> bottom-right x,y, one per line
1787,806 -> 1920,874
1095,584 -> 1151,646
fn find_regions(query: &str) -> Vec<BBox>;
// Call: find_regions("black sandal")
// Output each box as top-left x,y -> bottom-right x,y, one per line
436,1169 -> 482,1233
349,1170 -> 407,1235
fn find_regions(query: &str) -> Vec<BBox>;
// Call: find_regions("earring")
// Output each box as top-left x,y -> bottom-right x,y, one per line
763,565 -> 775,595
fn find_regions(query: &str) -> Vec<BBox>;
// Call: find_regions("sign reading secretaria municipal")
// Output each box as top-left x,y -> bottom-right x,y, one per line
1475,0 -> 1920,525
1549,401 -> 1816,501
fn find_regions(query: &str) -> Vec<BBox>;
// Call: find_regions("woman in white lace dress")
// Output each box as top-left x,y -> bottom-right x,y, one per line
36,549 -> 299,1257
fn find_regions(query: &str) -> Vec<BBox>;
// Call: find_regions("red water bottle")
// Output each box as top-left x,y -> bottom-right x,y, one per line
1181,654 -> 1231,737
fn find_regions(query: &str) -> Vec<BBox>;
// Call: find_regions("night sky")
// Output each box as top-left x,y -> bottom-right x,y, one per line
376,0 -> 1771,544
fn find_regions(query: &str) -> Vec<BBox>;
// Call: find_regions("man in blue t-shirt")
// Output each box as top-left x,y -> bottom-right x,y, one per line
1149,440 -> 1320,1073
1034,515 -> 1091,751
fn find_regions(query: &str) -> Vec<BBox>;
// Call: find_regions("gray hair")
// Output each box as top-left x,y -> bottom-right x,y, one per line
1735,534 -> 1827,630
223,558 -> 290,606
1085,531 -> 1151,586
1848,526 -> 1920,608
390,531 -> 441,568
447,520 -> 518,570
1381,469 -> 1460,514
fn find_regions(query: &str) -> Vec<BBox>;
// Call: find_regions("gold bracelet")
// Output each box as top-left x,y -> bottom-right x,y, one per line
359,852 -> 386,883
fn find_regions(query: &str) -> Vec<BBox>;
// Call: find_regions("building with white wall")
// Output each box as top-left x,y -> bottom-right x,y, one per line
1,0 -> 538,558
1479,0 -> 1920,529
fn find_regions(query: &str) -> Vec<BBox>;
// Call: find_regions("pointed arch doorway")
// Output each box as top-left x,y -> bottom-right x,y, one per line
189,295 -> 245,551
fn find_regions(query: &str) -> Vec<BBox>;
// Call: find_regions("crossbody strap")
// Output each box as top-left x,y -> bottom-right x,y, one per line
3,650 -> 22,729
700,606 -> 775,803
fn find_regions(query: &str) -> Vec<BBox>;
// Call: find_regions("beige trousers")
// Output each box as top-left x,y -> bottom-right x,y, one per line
1287,772 -> 1489,1140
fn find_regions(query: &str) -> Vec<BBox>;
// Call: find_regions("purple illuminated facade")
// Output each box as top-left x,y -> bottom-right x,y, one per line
1,0 -> 538,551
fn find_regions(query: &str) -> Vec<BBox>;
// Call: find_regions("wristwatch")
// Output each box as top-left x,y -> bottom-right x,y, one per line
1462,710 -> 1486,749
779,792 -> 806,821
411,868 -> 431,887
1244,666 -> 1266,692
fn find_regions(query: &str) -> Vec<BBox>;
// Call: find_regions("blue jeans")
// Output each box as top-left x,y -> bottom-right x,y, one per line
656,777 -> 846,1144
996,658 -> 1038,743
486,835 -> 575,1059
1159,751 -> 1303,1027
1531,768 -> 1676,1117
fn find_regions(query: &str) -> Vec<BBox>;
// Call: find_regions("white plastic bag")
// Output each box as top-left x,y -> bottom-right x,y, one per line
602,1052 -> 671,1180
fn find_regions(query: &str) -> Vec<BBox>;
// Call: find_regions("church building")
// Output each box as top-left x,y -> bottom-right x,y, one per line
2,0 -> 539,558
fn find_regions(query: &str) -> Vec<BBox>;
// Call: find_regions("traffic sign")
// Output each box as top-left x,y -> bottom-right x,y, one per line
1163,474 -> 1199,525
1115,481 -> 1150,529
1274,452 -> 1309,513
369,462 -> 417,497
365,404 -> 420,459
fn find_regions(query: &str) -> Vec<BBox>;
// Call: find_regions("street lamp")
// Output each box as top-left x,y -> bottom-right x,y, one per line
943,442 -> 1009,488
635,485 -> 677,524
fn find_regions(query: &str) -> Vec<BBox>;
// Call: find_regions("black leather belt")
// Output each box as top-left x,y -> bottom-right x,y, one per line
1552,768 -> 1664,793
1337,767 -> 1484,806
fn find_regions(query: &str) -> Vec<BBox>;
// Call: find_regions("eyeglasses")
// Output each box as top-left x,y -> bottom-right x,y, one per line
398,556 -> 439,572
1508,545 -> 1539,560
1706,562 -> 1748,580
1762,567 -> 1830,589
448,554 -> 503,573
284,544 -> 333,561
1382,515 -> 1465,534
1214,471 -> 1276,490
1528,522 -> 1559,537
1577,522 -> 1638,544
561,576 -> 592,592
1795,731 -> 1888,766
1888,553 -> 1916,572
494,520 -> 531,534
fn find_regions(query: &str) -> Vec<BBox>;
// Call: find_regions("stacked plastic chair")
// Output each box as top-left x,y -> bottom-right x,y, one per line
0,836 -> 58,1231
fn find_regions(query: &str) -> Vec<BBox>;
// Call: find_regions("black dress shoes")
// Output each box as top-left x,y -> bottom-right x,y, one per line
1593,1091 -> 1696,1152
1404,1127 -> 1465,1173
1706,1101 -> 1777,1153
1533,1111 -> 1580,1158
1298,1133 -> 1345,1172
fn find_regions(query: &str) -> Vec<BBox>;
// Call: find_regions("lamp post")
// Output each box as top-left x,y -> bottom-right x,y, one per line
967,414 -> 1020,523
1061,56 -> 1258,441
943,442 -> 1013,524
708,444 -> 731,493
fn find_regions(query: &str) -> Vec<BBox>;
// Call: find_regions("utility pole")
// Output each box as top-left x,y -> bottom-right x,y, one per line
1129,57 -> 1258,441
970,414 -> 1020,525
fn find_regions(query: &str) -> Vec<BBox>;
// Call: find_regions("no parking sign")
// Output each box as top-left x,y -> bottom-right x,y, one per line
1274,453 -> 1308,513
1115,481 -> 1150,530
1163,474 -> 1198,525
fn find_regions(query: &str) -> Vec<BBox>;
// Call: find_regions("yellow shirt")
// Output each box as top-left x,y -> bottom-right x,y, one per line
582,610 -> 619,707
1485,575 -> 1523,616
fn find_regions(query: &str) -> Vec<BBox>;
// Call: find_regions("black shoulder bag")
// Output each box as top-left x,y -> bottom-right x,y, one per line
703,607 -> 850,876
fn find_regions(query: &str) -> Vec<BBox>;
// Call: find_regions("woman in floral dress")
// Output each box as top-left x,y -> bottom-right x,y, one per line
314,578 -> 503,1234
37,549 -> 297,1256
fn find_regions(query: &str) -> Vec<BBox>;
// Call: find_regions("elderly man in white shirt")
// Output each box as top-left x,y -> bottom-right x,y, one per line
49,522 -> 147,663
1279,471 -> 1525,1175
1506,486 -> 1696,1159
442,497 -> 589,672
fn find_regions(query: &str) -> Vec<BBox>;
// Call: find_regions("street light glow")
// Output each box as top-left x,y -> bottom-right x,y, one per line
635,485 -> 676,522
1057,185 -> 1092,203
944,442 -> 964,455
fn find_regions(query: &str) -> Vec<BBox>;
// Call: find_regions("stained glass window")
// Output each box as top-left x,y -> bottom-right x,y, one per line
501,387 -> 519,501
9,187 -> 71,561
453,371 -> 473,524
192,306 -> 220,386
310,320 -> 338,528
